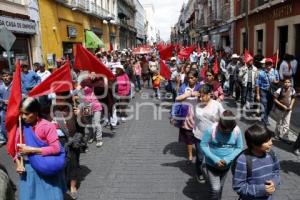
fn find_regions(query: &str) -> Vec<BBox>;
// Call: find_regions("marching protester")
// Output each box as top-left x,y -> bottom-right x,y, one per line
200,110 -> 243,200
200,68 -> 224,102
273,78 -> 296,141
36,63 -> 51,82
193,83 -> 225,183
232,123 -> 280,200
53,94 -> 84,199
226,54 -> 239,97
279,54 -> 297,86
16,97 -> 66,200
133,59 -> 142,92
256,58 -> 280,126
152,70 -> 165,99
115,64 -> 131,122
21,61 -> 41,94
239,55 -> 258,108
176,70 -> 201,164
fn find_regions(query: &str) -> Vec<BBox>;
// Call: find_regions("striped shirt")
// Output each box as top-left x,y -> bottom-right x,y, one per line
232,152 -> 280,200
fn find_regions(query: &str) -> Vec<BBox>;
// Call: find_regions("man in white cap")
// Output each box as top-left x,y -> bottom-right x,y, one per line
226,54 -> 240,96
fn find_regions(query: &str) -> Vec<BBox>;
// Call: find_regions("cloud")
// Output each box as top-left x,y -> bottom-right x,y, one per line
139,0 -> 186,41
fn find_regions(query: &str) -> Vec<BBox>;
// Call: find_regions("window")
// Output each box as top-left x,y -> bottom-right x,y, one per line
256,29 -> 263,55
238,0 -> 246,15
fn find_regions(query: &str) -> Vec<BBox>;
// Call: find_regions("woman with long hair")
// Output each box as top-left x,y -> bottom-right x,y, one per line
201,68 -> 224,101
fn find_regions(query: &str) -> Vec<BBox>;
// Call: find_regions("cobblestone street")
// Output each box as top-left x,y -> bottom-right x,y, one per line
1,89 -> 300,200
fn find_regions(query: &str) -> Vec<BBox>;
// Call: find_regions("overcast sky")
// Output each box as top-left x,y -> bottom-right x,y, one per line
139,0 -> 187,41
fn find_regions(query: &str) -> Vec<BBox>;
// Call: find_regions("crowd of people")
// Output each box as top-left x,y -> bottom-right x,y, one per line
0,44 -> 298,200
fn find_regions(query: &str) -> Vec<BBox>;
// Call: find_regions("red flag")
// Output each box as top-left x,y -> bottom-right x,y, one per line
213,58 -> 219,75
28,62 -> 73,97
244,49 -> 253,63
178,46 -> 194,60
160,60 -> 171,80
74,44 -> 115,80
6,61 -> 22,157
159,45 -> 174,60
156,43 -> 164,51
109,42 -> 113,52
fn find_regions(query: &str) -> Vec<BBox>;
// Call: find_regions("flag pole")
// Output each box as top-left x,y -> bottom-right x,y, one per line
18,116 -> 24,168
275,49 -> 279,70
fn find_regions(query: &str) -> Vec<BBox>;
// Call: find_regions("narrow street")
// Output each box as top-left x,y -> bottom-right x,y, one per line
2,89 -> 299,200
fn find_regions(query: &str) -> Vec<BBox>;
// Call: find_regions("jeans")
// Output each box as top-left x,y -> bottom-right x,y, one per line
84,111 -> 102,141
135,75 -> 141,91
154,88 -> 160,98
0,110 -> 7,142
195,140 -> 203,176
202,164 -> 229,200
171,81 -> 177,102
260,89 -> 273,124
241,82 -> 253,106
229,75 -> 235,95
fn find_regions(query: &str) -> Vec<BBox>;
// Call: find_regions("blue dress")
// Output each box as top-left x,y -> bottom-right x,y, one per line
19,161 -> 66,200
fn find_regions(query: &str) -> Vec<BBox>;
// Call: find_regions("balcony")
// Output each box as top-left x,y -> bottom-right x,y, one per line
55,0 -> 69,4
71,0 -> 86,11
86,0 -> 96,14
5,0 -> 27,5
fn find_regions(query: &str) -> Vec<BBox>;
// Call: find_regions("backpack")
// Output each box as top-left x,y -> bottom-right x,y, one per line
170,103 -> 189,128
231,149 -> 276,178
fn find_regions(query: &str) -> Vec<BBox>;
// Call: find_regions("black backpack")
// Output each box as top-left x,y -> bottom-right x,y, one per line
231,149 -> 276,178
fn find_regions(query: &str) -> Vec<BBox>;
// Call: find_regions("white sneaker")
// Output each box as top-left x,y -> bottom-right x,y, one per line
96,141 -> 103,147
121,117 -> 127,122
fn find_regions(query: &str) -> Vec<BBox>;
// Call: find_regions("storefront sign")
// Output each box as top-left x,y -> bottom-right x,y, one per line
252,4 -> 293,24
273,4 -> 292,20
0,16 -> 36,34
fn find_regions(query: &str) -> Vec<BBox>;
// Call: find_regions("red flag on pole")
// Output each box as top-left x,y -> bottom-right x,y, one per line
6,61 -> 22,157
109,42 -> 113,52
213,58 -> 219,75
160,60 -> 171,80
178,46 -> 194,60
244,49 -> 253,63
74,44 -> 115,80
28,62 -> 73,97
159,45 -> 173,60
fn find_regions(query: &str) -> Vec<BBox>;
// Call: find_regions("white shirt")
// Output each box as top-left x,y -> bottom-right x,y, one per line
37,70 -> 51,82
193,99 -> 224,140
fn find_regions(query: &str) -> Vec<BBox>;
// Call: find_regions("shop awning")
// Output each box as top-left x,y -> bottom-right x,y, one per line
85,30 -> 105,49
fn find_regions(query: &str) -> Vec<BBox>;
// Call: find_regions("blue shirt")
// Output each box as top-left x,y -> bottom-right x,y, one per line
232,152 -> 280,200
21,70 -> 41,92
200,125 -> 244,168
256,69 -> 279,91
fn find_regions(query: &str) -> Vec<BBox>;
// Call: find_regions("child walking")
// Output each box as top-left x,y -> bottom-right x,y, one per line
82,86 -> 103,147
232,123 -> 280,200
152,70 -> 164,99
273,78 -> 296,141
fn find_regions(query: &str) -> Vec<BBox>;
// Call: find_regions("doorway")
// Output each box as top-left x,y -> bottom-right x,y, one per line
294,24 -> 300,89
278,25 -> 288,58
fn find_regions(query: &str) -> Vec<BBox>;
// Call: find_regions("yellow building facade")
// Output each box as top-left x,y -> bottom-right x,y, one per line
39,0 -> 117,67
